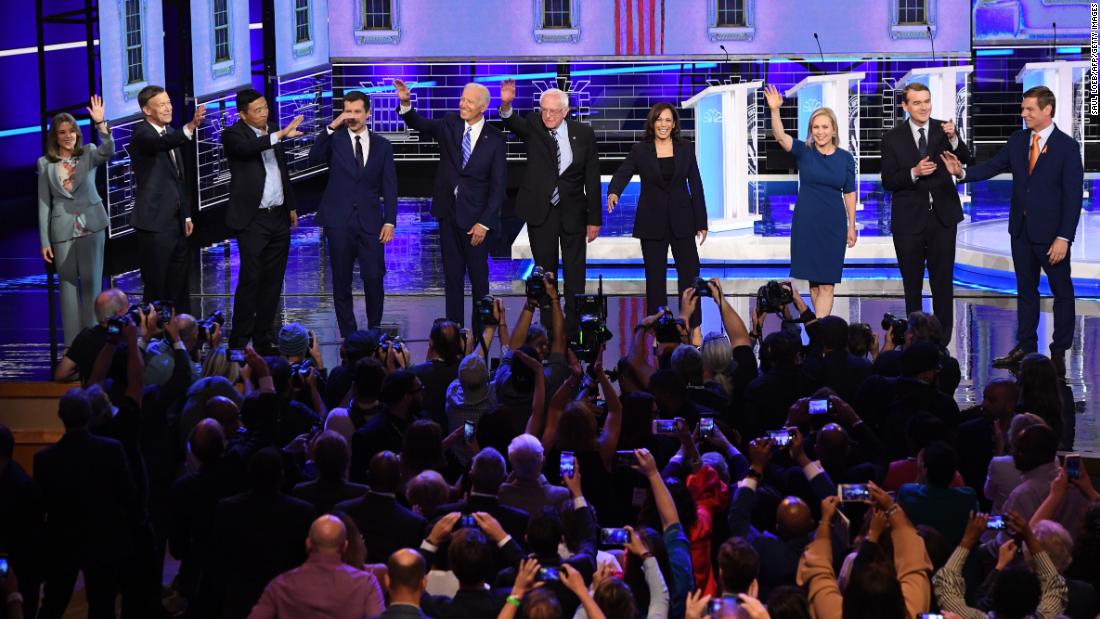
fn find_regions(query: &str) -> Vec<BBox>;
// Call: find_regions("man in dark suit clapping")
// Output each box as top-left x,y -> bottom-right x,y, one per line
498,80 -> 601,331
130,85 -> 206,314
394,79 -> 507,330
221,89 -> 303,351
880,82 -> 971,345
308,91 -> 398,336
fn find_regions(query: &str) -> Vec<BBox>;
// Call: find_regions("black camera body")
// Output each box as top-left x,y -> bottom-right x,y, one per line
882,313 -> 908,347
290,358 -> 315,382
756,280 -> 793,314
653,307 -> 684,343
569,278 -> 612,363
197,310 -> 226,343
692,277 -> 712,299
379,333 -> 405,353
525,266 -> 548,303
477,295 -> 499,326
152,300 -> 174,327
106,313 -> 132,335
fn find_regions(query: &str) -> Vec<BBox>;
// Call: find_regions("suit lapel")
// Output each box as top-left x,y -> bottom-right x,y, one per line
1029,127 -> 1058,177
899,122 -> 921,163
50,162 -> 73,199
648,142 -> 669,189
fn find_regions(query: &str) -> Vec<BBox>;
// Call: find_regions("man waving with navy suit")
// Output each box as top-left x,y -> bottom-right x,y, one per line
309,91 -> 398,336
394,79 -> 507,330
942,86 -> 1083,377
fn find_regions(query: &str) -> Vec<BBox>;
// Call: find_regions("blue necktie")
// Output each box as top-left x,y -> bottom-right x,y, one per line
550,129 -> 561,206
462,126 -> 472,168
917,127 -> 927,158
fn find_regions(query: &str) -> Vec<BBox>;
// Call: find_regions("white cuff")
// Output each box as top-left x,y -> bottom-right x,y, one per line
258,375 -> 276,393
738,477 -> 759,490
182,125 -> 194,140
949,136 -> 959,150
420,539 -> 439,553
499,107 -> 514,119
398,104 -> 412,114
270,133 -> 281,145
383,223 -> 395,229
326,125 -> 335,135
497,535 -> 513,548
476,223 -> 490,232
802,460 -> 824,481
173,341 -> 187,352
1056,236 -> 1070,243
573,497 -> 588,509
910,170 -> 918,183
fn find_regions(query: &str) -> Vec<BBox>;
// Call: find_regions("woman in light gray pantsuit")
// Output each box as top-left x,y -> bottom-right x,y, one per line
37,95 -> 114,345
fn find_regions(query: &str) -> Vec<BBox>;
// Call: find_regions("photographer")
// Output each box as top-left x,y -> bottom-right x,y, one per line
323,330 -> 377,410
506,270 -> 569,393
801,316 -> 873,404
144,311 -> 202,386
872,311 -> 961,396
412,319 -> 465,427
277,322 -> 328,402
53,287 -> 129,384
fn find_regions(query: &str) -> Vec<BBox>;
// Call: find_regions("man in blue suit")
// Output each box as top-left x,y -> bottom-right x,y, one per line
309,91 -> 398,336
393,79 -> 507,330
942,86 -> 1083,376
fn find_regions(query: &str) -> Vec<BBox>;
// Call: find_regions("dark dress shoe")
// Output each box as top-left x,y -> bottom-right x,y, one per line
992,345 -> 1026,367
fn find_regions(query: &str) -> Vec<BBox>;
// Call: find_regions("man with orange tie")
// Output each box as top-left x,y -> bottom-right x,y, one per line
941,86 -> 1083,377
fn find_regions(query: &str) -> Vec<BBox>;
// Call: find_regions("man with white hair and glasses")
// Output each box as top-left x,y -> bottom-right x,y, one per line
498,80 -> 602,333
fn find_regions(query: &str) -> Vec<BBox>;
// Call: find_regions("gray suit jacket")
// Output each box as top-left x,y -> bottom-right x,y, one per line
37,133 -> 114,247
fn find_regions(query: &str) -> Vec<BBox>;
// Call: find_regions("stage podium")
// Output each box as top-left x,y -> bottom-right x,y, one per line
682,81 -> 763,231
899,65 -> 975,204
786,72 -> 866,205
1016,61 -> 1089,177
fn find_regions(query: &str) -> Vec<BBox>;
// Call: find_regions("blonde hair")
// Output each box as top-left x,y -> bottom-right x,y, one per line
806,107 -> 839,148
46,112 -> 84,162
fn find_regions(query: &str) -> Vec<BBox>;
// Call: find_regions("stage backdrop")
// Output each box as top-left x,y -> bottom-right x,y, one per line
275,0 -> 330,75
99,0 -> 167,121
972,0 -> 1091,47
328,0 -> 971,59
191,0 -> 253,99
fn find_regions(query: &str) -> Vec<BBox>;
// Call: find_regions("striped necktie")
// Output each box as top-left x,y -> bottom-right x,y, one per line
462,126 -> 472,168
549,129 -> 561,206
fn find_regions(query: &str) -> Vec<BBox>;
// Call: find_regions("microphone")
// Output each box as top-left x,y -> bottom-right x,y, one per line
927,25 -> 936,63
1052,21 -> 1058,59
719,44 -> 729,64
813,33 -> 824,63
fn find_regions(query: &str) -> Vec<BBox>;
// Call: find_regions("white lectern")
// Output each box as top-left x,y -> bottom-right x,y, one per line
1016,61 -> 1089,172
899,65 -> 975,205
786,73 -> 866,207
682,81 -> 763,231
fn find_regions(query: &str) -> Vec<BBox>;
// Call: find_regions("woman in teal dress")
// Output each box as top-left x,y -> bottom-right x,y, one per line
763,84 -> 857,317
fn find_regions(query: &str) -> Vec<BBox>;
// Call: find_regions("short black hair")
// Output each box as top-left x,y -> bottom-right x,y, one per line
58,388 -> 93,430
313,432 -> 351,481
236,88 -> 265,113
992,566 -> 1042,619
0,424 -> 14,459
353,357 -> 387,400
717,537 -> 759,594
526,508 -> 564,556
816,316 -> 849,352
369,450 -> 401,493
762,331 -> 801,368
448,528 -> 493,587
922,441 -> 956,487
343,90 -> 370,110
138,85 -> 167,110
380,370 -> 418,405
247,447 -> 284,494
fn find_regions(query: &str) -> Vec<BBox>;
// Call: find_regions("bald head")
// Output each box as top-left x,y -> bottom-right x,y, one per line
307,515 -> 348,555
776,496 -> 814,539
189,418 -> 226,464
176,314 -> 198,344
204,396 -> 240,433
94,288 -> 128,323
386,548 -> 427,595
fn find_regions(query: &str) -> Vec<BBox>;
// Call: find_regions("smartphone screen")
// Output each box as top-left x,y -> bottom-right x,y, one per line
986,514 -> 1006,530
228,349 -> 246,364
766,428 -> 793,447
615,450 -> 636,468
463,421 -> 475,443
838,484 -> 871,502
1065,453 -> 1082,480
538,566 -> 560,581
0,556 -> 8,578
652,419 -> 677,434
560,451 -> 575,478
599,528 -> 629,546
808,399 -> 831,415
699,416 -> 715,438
457,514 -> 477,529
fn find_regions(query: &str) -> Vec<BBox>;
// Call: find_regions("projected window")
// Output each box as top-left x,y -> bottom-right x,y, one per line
355,0 -> 401,44
890,0 -> 936,39
213,0 -> 231,62
124,0 -> 144,84
708,0 -> 755,41
295,0 -> 311,43
533,0 -> 579,43
715,0 -> 746,27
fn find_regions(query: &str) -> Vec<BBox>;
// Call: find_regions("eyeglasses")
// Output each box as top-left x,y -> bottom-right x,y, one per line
540,107 -> 566,117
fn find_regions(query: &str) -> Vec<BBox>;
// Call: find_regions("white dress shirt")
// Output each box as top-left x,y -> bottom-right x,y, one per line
498,107 -> 573,171
248,124 -> 284,209
908,118 -> 959,184
150,120 -> 194,222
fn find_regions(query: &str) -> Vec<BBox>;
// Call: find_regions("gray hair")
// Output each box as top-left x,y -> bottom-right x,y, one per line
540,88 -> 569,110
670,344 -> 703,385
1029,520 -> 1074,572
1008,413 -> 1047,449
464,82 -> 490,107
94,288 -> 128,323
470,447 -> 507,493
507,433 -> 544,479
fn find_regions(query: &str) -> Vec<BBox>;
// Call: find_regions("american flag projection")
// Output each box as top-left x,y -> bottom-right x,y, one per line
614,0 -> 665,55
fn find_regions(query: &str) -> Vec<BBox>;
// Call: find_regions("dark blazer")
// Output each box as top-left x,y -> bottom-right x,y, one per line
211,491 -> 315,619
292,478 -> 369,515
129,120 -> 192,233
36,134 -> 114,246
33,429 -> 139,560
369,604 -> 434,619
960,126 -> 1083,244
308,128 -> 398,234
433,495 -> 530,543
335,491 -> 427,564
880,119 -> 972,233
220,120 -> 296,232
423,588 -> 510,619
607,139 -> 707,240
801,350 -> 874,404
500,111 -> 601,232
398,109 -> 507,230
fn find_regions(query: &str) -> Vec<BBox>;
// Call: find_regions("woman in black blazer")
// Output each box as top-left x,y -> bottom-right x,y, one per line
607,103 -> 708,332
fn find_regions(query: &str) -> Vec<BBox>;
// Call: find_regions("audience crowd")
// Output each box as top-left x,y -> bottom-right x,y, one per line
0,275 -> 1091,619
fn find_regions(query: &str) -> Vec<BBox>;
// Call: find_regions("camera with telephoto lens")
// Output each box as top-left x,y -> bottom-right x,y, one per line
477,295 -> 499,326
290,358 -> 315,387
106,312 -> 133,335
881,313 -> 908,347
152,300 -> 174,327
197,310 -> 226,343
756,280 -> 794,314
379,333 -> 405,354
568,276 -> 612,363
526,266 -> 549,303
653,307 -> 685,343
126,303 -> 146,325
693,277 -> 712,299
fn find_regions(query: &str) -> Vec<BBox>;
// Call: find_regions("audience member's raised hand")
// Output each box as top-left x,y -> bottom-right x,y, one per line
427,512 -> 462,545
785,397 -> 810,428
566,348 -> 583,379
544,271 -> 559,302
632,448 -> 659,479
511,558 -> 542,598
867,481 -> 896,512
707,277 -> 724,304
820,495 -> 840,525
1068,464 -> 1100,500
787,427 -> 809,465
679,286 -> 699,323
747,437 -> 773,474
1049,467 -> 1069,499
961,512 -> 989,549
995,538 -> 1019,570
562,456 -> 583,497
244,346 -> 271,379
867,508 -> 889,543
684,589 -> 712,619
164,312 -> 181,343
513,347 -> 541,371
558,563 -> 588,596
623,525 -> 649,557
473,512 -> 508,543
674,417 -> 693,446
737,594 -> 772,619
830,394 -> 861,427
284,432 -> 309,455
